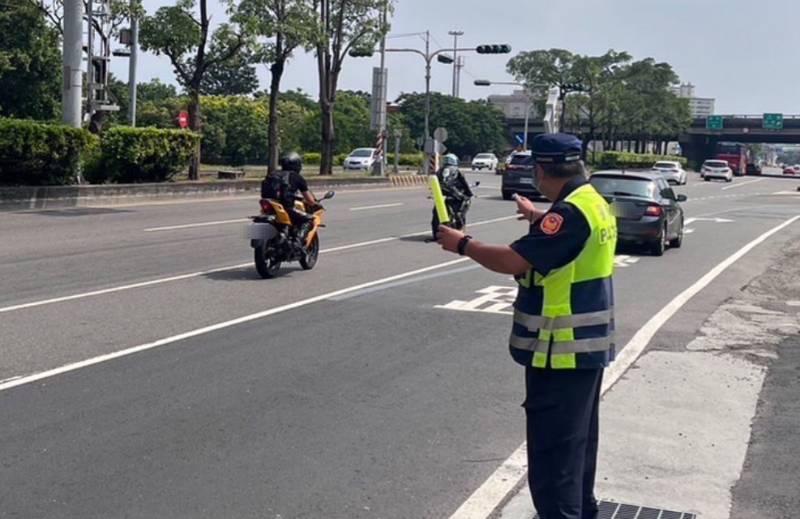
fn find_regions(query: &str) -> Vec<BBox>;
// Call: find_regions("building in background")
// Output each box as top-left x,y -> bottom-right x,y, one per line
671,82 -> 715,118
487,90 -> 537,120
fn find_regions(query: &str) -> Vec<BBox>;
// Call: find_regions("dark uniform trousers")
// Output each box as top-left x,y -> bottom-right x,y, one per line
524,365 -> 603,519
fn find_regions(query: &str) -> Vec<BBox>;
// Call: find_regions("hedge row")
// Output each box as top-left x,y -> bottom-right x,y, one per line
0,119 -> 200,185
85,127 -> 200,184
0,118 -> 94,185
592,151 -> 687,170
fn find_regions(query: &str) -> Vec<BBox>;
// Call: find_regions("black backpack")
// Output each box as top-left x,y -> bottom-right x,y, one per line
262,170 -> 292,202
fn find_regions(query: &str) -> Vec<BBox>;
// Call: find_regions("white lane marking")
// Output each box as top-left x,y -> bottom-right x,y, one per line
349,203 -> 404,211
722,178 -> 765,191
330,265 -> 480,301
0,263 -> 252,315
0,258 -> 471,394
144,218 -> 249,232
0,215 -> 518,315
448,213 -> 800,519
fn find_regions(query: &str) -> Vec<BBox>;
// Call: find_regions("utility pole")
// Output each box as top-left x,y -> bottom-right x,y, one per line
424,30 -> 431,139
448,30 -> 463,97
455,56 -> 465,98
128,0 -> 139,126
371,0 -> 388,176
62,0 -> 83,128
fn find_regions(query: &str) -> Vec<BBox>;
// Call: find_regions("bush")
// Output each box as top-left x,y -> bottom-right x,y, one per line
303,152 -> 321,165
387,153 -> 424,167
592,151 -> 687,170
80,133 -> 104,184
0,118 -> 94,185
99,127 -> 200,183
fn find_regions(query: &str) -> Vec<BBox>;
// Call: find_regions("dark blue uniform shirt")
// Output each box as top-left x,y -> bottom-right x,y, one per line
511,177 -> 591,276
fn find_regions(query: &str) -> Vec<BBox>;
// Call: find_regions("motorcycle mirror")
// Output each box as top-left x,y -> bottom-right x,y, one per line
475,181 -> 481,187
322,191 -> 335,200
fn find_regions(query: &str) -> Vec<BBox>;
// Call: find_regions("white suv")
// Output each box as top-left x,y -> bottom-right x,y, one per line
471,153 -> 499,171
701,160 -> 733,182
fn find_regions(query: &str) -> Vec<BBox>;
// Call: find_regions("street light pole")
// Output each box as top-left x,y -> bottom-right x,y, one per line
424,30 -> 431,139
62,0 -> 83,128
448,30 -> 463,97
128,0 -> 139,126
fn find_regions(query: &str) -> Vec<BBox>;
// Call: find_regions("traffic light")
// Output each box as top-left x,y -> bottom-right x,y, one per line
474,79 -> 492,87
476,44 -> 512,54
349,48 -> 375,58
437,55 -> 455,64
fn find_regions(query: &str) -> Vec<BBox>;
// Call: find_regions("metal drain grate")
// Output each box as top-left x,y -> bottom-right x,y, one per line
532,500 -> 696,519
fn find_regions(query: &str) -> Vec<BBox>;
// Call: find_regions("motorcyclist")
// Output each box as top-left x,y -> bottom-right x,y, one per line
437,153 -> 474,214
261,151 -> 319,245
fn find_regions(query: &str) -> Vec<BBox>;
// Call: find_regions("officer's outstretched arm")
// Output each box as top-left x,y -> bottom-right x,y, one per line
463,241 -> 531,276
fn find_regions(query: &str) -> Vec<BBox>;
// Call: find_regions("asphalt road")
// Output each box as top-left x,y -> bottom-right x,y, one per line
1,170 -> 799,518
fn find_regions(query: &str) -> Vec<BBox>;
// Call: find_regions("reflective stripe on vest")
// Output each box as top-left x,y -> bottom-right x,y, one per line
510,183 -> 617,369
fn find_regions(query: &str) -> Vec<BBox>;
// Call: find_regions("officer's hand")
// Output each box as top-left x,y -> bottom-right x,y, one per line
436,225 -> 464,253
514,194 -> 545,222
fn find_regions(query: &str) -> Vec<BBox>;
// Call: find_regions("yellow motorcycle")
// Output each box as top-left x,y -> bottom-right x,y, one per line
246,191 -> 335,279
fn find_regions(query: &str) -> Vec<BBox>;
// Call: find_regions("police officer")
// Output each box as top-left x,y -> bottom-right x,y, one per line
262,151 -> 319,244
437,133 -> 617,519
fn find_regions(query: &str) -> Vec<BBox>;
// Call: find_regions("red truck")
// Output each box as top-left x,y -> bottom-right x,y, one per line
714,142 -> 749,176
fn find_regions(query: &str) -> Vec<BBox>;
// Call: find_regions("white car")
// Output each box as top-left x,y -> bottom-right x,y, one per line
701,159 -> 733,182
471,153 -> 499,171
343,148 -> 377,171
651,161 -> 687,185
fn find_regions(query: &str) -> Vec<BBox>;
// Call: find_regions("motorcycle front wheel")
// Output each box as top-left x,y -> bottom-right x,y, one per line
299,234 -> 319,270
254,240 -> 282,279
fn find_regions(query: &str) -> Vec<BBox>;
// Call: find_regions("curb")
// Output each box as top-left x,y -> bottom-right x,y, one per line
0,175 -> 426,212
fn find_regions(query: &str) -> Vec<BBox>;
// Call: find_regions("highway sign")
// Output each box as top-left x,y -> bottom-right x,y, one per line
763,113 -> 783,130
514,133 -> 525,145
706,115 -> 724,131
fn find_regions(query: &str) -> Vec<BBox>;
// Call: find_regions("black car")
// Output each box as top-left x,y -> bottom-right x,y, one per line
746,163 -> 762,176
501,151 -> 542,200
589,171 -> 687,256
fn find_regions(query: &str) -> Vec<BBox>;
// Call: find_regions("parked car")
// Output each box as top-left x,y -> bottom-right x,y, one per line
501,151 -> 541,200
746,163 -> 762,176
701,159 -> 734,182
343,148 -> 378,171
651,161 -> 687,185
783,165 -> 800,175
471,153 -> 499,171
589,171 -> 686,256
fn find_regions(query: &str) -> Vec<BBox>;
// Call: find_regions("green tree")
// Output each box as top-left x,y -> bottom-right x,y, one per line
240,0 -> 315,172
399,93 -> 507,158
571,50 -> 631,158
29,0 -> 143,40
0,1 -> 62,120
507,48 -> 583,129
200,51 -> 259,95
309,0 -> 390,175
137,78 -> 179,103
139,0 -> 256,179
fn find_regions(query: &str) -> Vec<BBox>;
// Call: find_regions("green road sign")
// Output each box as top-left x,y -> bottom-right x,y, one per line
706,115 -> 724,130
763,113 -> 784,130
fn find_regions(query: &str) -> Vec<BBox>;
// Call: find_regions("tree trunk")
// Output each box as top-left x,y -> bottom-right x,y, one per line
267,56 -> 285,174
188,89 -> 201,180
319,102 -> 335,175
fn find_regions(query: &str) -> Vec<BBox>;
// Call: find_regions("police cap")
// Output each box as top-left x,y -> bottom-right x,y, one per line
531,133 -> 583,164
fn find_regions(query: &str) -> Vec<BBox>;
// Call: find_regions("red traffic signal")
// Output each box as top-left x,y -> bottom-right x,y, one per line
476,44 -> 511,54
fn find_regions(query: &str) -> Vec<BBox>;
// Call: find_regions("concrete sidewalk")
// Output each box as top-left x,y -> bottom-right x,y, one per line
495,242 -> 800,519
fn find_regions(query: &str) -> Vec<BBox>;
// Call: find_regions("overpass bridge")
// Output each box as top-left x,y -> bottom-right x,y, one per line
503,114 -> 800,165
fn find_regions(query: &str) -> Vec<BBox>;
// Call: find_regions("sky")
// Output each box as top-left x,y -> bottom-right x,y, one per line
113,0 -> 800,114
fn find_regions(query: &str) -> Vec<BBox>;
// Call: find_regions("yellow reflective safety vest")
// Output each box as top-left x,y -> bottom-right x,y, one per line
510,184 -> 617,369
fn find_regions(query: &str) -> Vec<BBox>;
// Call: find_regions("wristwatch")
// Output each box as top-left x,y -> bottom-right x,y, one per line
457,235 -> 473,256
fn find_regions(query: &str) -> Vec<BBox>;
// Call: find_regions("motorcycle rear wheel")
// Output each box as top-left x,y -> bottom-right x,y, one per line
300,235 -> 320,270
254,241 -> 282,279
